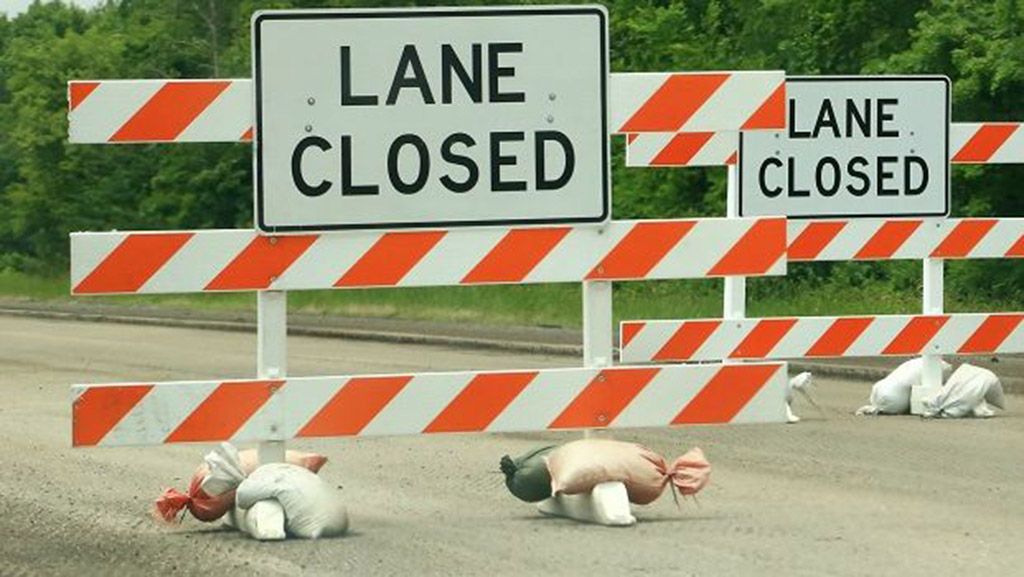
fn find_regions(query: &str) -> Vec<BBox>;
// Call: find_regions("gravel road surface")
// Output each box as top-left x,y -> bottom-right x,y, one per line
1,315 -> 1021,576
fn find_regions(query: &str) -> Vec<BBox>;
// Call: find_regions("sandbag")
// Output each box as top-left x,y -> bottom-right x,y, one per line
856,358 -> 952,415
230,499 -> 288,541
236,463 -> 349,539
786,372 -> 817,423
153,445 -> 327,524
500,445 -> 556,502
922,363 -> 1005,418
545,439 -> 710,505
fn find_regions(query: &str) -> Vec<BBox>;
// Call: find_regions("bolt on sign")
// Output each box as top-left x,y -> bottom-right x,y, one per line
739,76 -> 950,219
253,6 -> 610,232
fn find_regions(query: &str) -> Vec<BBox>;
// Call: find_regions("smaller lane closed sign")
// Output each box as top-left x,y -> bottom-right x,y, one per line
253,6 -> 609,233
739,76 -> 949,219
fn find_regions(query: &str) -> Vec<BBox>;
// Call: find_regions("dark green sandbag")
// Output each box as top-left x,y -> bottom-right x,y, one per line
500,445 -> 557,503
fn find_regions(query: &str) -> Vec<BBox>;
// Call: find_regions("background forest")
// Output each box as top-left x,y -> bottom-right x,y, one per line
0,0 -> 1022,324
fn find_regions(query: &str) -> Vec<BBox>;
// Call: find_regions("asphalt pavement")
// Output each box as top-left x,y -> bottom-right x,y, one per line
1,314 -> 1022,576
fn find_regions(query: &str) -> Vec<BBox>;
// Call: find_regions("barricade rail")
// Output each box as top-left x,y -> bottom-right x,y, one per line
72,363 -> 787,447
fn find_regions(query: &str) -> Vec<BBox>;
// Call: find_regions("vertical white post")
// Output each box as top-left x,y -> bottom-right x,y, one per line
258,290 -> 287,464
583,280 -> 614,369
912,258 -> 945,414
582,279 -> 613,439
724,164 -> 747,322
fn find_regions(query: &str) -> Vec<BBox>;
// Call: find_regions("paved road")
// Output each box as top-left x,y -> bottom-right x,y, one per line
1,315 -> 1021,576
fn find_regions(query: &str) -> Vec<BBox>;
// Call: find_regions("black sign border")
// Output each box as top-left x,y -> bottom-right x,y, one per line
253,7 -> 610,233
738,76 -> 951,219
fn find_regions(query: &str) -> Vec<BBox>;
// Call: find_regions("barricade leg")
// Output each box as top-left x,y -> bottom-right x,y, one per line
724,164 -> 747,323
257,290 -> 287,463
538,279 -> 632,526
912,258 -> 944,414
537,481 -> 636,526
582,279 -> 612,440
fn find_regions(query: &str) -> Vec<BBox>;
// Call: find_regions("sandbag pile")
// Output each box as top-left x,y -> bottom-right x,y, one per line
855,358 -> 953,415
856,358 -> 1006,418
153,443 -> 327,523
154,443 -> 347,540
501,439 -> 710,507
921,363 -> 1005,418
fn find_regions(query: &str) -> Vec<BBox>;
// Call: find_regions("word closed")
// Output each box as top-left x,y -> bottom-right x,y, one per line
740,77 -> 949,218
254,7 -> 609,232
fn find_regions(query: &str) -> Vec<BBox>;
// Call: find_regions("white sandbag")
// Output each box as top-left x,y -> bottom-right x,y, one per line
856,358 -> 952,415
922,363 -> 1004,418
232,500 -> 287,541
200,442 -> 248,497
786,372 -> 816,423
537,481 -> 636,526
237,463 -> 349,539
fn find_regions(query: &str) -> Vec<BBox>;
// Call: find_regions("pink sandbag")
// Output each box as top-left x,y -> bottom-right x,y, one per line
545,439 -> 710,505
153,450 -> 327,523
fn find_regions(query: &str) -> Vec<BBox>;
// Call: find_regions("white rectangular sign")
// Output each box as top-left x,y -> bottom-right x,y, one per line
253,7 -> 609,232
739,77 -> 949,219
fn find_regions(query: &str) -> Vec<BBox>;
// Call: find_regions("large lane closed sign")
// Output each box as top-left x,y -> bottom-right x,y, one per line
739,77 -> 950,218
253,7 -> 609,232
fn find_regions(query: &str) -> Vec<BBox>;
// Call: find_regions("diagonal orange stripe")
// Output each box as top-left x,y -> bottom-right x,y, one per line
651,132 -> 714,166
461,228 -> 570,284
111,81 -> 230,142
241,127 -> 253,141
805,317 -> 873,357
729,319 -> 797,359
165,381 -> 282,443
653,320 -> 721,361
1007,234 -> 1024,257
336,231 -> 446,287
204,235 -> 317,291
673,364 -> 781,424
708,218 -> 786,275
620,322 -> 645,348
69,81 -> 100,111
424,372 -> 537,433
619,74 -> 729,132
881,316 -> 950,355
854,221 -> 922,259
725,151 -> 738,165
741,82 -> 786,130
298,376 -> 411,437
74,233 -> 193,294
958,314 -> 1024,354
952,124 -> 1019,163
586,221 -> 695,280
73,385 -> 153,447
930,220 -> 997,258
549,368 -> 660,429
788,221 -> 847,261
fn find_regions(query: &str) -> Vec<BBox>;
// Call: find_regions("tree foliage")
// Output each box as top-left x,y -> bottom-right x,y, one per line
0,0 -> 1021,298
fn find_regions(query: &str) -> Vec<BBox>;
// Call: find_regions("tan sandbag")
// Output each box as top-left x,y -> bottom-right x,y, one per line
545,439 -> 710,505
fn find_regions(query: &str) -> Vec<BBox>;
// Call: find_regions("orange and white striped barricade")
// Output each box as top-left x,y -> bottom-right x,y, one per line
68,72 -> 786,144
72,363 -> 788,448
70,218 -> 786,295
624,123 -> 1024,167
620,313 -> 1024,364
786,218 -> 1024,262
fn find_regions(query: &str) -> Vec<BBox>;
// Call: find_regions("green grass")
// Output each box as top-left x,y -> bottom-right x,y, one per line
2,269 -> 1021,329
